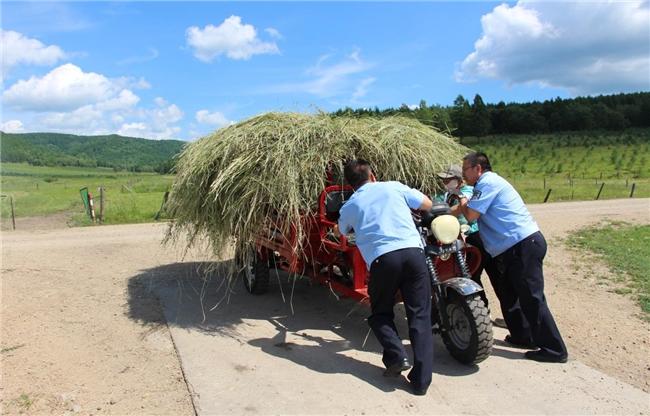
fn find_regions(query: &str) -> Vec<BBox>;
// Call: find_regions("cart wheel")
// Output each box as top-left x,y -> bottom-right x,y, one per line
242,250 -> 270,295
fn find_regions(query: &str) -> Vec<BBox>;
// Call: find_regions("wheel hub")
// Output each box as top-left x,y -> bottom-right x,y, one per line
447,303 -> 471,349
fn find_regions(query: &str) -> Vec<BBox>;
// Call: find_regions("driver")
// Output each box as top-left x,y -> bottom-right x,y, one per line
335,159 -> 434,395
457,152 -> 568,363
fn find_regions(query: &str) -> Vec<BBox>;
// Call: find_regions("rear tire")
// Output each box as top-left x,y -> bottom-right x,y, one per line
241,250 -> 270,295
441,293 -> 493,365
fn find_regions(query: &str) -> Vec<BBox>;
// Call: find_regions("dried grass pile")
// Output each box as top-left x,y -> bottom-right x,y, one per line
165,112 -> 468,262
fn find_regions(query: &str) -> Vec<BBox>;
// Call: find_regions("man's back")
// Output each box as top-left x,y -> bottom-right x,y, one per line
338,181 -> 424,266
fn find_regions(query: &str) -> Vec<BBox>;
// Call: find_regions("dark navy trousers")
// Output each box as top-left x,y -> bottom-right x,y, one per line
367,247 -> 433,389
493,231 -> 568,358
465,231 -> 499,308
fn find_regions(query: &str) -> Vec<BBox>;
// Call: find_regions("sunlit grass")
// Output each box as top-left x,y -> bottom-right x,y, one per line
1,163 -> 172,224
570,222 -> 650,319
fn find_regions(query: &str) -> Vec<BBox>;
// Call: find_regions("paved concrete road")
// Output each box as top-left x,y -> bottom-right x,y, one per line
153,199 -> 650,415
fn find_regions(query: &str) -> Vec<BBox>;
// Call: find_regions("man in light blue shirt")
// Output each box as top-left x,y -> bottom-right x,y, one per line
458,152 -> 568,363
337,159 -> 434,395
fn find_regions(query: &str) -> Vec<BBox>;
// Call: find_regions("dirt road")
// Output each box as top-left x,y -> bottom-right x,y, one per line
1,199 -> 649,414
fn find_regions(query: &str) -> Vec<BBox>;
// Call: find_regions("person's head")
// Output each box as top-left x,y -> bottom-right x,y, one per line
436,164 -> 463,191
462,152 -> 492,185
344,159 -> 375,189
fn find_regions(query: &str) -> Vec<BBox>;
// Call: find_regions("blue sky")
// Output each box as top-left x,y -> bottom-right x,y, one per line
2,1 -> 649,140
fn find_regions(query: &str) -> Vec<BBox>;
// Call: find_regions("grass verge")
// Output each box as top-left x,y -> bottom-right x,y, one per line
1,163 -> 173,225
569,221 -> 650,319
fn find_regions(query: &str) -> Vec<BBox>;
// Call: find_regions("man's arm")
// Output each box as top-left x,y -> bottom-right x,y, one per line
458,195 -> 481,222
337,206 -> 353,237
419,195 -> 433,211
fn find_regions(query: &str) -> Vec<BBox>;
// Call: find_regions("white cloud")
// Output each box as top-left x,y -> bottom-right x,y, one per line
154,97 -> 168,107
352,77 -> 377,101
96,89 -> 140,111
40,105 -> 104,131
456,1 -> 650,95
1,30 -> 65,80
268,50 -> 374,98
150,99 -> 183,124
186,16 -> 280,62
1,119 -> 24,132
117,121 -> 181,140
115,98 -> 184,139
196,110 -> 231,127
265,27 -> 282,39
33,99 -> 184,140
2,64 -> 184,139
3,63 -> 125,111
117,122 -> 150,138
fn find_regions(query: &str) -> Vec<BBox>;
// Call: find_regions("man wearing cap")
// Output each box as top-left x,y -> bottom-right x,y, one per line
457,152 -> 568,363
336,159 -> 434,395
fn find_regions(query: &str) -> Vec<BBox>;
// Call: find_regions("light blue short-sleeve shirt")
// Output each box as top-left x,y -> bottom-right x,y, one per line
467,171 -> 539,257
338,181 -> 425,267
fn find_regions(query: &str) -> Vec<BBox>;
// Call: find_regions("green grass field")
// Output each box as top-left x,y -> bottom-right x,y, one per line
570,222 -> 650,319
464,128 -> 650,202
1,163 -> 173,225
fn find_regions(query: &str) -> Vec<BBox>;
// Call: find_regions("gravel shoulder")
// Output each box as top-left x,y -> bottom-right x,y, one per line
1,198 -> 648,414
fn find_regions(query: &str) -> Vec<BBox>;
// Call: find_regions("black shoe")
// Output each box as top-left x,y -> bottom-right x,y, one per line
504,335 -> 536,349
525,350 -> 568,363
411,384 -> 428,396
383,358 -> 411,377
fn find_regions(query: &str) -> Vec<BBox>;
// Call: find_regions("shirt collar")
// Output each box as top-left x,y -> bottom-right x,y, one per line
476,171 -> 492,185
355,181 -> 372,192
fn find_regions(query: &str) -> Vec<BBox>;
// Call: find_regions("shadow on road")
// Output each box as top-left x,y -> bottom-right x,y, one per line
127,261 -> 490,386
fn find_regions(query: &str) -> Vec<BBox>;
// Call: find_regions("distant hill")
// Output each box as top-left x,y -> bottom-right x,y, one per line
0,132 -> 186,173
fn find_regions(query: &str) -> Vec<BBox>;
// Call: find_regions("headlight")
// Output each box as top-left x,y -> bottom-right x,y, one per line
431,215 -> 460,244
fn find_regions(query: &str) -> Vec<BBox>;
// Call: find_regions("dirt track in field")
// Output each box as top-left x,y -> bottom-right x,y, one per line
1,198 -> 649,414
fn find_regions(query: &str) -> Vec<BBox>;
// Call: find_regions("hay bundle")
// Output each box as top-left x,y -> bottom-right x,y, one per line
165,112 -> 467,263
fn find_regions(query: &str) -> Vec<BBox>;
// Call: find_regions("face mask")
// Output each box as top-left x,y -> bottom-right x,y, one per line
445,179 -> 459,192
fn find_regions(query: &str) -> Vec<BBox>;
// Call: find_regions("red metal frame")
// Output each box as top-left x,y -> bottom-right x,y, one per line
254,185 -> 481,302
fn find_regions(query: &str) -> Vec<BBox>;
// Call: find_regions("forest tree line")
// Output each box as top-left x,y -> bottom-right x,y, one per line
333,92 -> 650,137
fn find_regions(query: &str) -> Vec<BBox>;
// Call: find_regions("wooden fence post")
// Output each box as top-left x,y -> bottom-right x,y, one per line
595,183 -> 605,200
543,189 -> 552,203
629,183 -> 636,198
10,196 -> 16,230
2,195 -> 17,230
99,186 -> 105,223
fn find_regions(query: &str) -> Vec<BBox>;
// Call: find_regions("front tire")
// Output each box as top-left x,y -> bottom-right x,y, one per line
441,293 -> 493,365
